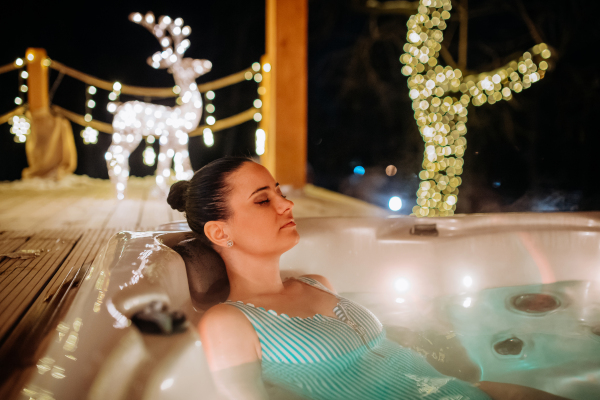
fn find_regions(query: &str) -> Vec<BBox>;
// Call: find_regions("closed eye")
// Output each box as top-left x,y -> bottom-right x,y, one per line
256,193 -> 287,205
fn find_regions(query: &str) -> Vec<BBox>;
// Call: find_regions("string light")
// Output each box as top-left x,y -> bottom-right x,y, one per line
9,115 -> 31,143
255,128 -> 265,155
15,62 -> 26,106
106,12 -> 212,198
143,140 -> 157,166
203,128 -> 214,147
81,127 -> 99,144
401,0 -> 551,217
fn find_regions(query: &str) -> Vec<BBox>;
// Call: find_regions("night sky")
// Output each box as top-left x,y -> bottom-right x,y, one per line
1,0 -> 598,214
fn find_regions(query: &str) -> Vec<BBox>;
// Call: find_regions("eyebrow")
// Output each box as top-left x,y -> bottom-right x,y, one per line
248,182 -> 279,199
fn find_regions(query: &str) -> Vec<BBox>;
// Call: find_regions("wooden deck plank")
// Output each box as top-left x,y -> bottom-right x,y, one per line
0,229 -> 72,291
0,229 -> 68,284
0,192 -> 82,231
0,230 -> 82,340
137,197 -> 171,230
0,231 -> 31,255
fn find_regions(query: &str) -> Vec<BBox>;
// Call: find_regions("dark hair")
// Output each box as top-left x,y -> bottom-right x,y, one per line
167,156 -> 254,245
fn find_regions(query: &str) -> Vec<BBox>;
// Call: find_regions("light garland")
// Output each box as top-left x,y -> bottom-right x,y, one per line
81,86 -> 98,144
9,115 -> 31,143
105,12 -> 212,199
401,0 -> 550,217
15,64 -> 27,106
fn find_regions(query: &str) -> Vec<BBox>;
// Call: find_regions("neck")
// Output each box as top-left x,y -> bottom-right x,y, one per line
219,249 -> 285,300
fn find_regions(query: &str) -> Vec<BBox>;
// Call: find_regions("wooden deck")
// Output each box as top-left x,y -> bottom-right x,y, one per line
0,174 -> 388,397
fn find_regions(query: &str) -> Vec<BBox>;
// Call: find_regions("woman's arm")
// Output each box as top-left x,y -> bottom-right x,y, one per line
198,304 -> 269,400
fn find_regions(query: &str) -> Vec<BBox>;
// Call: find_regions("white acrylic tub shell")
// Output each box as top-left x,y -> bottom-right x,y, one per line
19,212 -> 600,400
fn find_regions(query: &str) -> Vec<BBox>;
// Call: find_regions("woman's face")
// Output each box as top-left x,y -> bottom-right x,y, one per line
224,162 -> 299,256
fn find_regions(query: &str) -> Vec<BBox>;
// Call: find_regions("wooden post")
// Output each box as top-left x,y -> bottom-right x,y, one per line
26,48 -> 50,112
262,0 -> 307,188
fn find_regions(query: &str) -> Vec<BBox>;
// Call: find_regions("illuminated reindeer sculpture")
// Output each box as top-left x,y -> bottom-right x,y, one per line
106,12 -> 212,199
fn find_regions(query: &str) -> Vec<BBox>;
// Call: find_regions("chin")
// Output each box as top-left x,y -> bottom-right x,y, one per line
281,230 -> 300,252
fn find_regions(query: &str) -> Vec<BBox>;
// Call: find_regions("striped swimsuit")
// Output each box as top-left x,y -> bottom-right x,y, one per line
223,277 -> 490,400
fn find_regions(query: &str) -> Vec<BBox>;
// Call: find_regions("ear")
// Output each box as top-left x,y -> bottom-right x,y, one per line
204,221 -> 231,248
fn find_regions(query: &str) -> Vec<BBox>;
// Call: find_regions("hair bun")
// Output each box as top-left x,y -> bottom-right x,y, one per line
167,180 -> 190,212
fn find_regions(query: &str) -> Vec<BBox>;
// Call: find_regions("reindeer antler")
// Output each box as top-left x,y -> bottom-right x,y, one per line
129,12 -> 192,70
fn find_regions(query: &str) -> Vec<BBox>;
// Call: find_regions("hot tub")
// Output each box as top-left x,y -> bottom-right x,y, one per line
19,213 -> 600,400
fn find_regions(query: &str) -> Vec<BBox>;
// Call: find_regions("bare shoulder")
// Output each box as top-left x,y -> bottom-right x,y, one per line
198,303 -> 261,371
300,274 -> 336,293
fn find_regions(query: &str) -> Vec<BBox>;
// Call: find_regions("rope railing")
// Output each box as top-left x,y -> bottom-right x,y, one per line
0,106 -> 26,125
52,105 -> 257,136
0,62 -> 21,76
2,57 -> 262,141
49,60 -> 253,97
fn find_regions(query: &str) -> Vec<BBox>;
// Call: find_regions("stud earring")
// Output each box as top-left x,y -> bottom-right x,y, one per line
226,240 -> 233,247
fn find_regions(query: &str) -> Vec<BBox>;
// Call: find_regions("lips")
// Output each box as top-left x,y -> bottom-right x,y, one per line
281,221 -> 296,229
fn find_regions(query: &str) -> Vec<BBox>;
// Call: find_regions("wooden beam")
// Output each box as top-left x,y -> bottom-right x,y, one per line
26,49 -> 49,113
263,0 -> 308,188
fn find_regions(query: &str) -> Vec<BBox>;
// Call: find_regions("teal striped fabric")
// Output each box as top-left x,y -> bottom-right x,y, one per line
223,277 -> 490,400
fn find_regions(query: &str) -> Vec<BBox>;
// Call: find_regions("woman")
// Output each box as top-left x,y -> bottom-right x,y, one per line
168,156 -> 567,400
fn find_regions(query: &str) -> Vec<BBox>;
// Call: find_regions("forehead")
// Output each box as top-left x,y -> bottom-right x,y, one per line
228,162 -> 275,197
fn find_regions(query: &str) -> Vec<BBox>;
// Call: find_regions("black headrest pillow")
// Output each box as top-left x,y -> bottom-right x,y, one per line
171,233 -> 230,311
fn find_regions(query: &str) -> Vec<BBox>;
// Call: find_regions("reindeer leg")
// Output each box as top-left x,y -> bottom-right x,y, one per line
155,140 -> 173,194
173,138 -> 193,181
107,130 -> 143,199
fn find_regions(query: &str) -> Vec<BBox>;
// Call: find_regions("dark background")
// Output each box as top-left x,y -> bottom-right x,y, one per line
1,0 -> 598,214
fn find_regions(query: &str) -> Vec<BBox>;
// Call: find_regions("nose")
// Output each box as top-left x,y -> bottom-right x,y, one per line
276,196 -> 294,214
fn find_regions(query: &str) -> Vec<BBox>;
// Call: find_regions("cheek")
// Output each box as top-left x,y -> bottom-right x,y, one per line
234,207 -> 278,239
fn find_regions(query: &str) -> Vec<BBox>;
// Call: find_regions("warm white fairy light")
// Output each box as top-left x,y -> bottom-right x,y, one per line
203,128 -> 214,147
20,85 -> 28,93
15,58 -> 24,66
21,71 -> 28,79
9,115 -> 31,143
253,99 -> 262,108
143,145 -> 156,166
14,97 -> 22,105
107,102 -> 118,113
206,90 -> 215,100
255,128 -> 266,155
81,127 -> 99,144
253,113 -> 262,122
206,116 -> 216,125
401,0 -> 551,217
106,11 -> 212,199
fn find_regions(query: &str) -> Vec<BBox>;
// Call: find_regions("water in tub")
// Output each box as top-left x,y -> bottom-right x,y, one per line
261,279 -> 599,400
